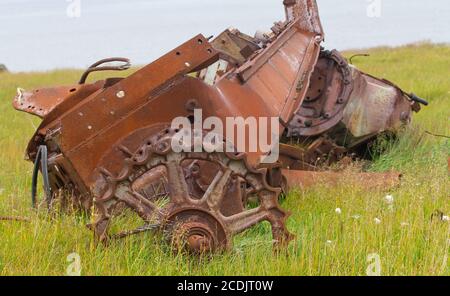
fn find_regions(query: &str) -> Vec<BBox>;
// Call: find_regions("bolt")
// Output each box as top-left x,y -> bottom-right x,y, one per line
116,91 -> 125,98
304,120 -> 313,127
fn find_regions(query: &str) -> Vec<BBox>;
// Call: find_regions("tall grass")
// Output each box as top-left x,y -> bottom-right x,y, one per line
0,43 -> 448,275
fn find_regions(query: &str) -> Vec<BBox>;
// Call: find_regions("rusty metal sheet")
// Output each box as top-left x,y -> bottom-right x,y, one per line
211,28 -> 260,65
236,22 -> 323,124
284,0 -> 324,35
60,34 -> 218,151
13,85 -> 81,118
342,71 -> 414,140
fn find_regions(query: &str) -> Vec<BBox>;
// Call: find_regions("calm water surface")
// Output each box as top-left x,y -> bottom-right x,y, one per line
1,0 -> 449,71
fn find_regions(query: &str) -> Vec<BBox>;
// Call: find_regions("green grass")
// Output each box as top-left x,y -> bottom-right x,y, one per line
0,43 -> 449,276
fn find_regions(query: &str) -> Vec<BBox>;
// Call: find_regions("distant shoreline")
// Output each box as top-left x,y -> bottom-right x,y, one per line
2,41 -> 448,74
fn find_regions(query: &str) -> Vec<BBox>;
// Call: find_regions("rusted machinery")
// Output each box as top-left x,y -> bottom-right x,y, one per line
12,0 -> 427,253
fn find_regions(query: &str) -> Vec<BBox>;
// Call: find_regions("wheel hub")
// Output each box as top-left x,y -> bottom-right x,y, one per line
166,209 -> 227,253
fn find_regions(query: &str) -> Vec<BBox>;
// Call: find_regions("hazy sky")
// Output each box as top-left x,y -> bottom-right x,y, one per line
1,0 -> 449,71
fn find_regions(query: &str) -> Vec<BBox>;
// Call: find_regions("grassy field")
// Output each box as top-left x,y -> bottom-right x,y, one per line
0,43 -> 448,276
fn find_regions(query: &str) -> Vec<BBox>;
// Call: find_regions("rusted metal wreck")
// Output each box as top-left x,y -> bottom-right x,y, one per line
12,0 -> 427,253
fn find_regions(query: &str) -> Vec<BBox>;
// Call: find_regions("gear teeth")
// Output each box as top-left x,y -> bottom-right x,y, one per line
92,128 -> 293,252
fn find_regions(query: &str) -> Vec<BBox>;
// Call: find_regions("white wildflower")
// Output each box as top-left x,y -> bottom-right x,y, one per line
442,215 -> 450,222
385,194 -> 394,204
335,208 -> 342,215
351,215 -> 361,220
374,218 -> 382,225
326,240 -> 333,244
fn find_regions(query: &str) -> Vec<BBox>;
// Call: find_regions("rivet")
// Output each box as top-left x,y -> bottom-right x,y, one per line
185,62 -> 191,67
116,90 -> 125,98
78,112 -> 84,117
87,125 -> 93,130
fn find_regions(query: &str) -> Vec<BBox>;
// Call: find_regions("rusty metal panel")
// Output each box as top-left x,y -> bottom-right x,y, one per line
343,71 -> 413,139
211,28 -> 260,65
236,22 -> 322,123
60,34 -> 218,151
290,0 -> 324,35
13,85 -> 80,118
279,34 -> 321,123
65,77 -> 206,184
